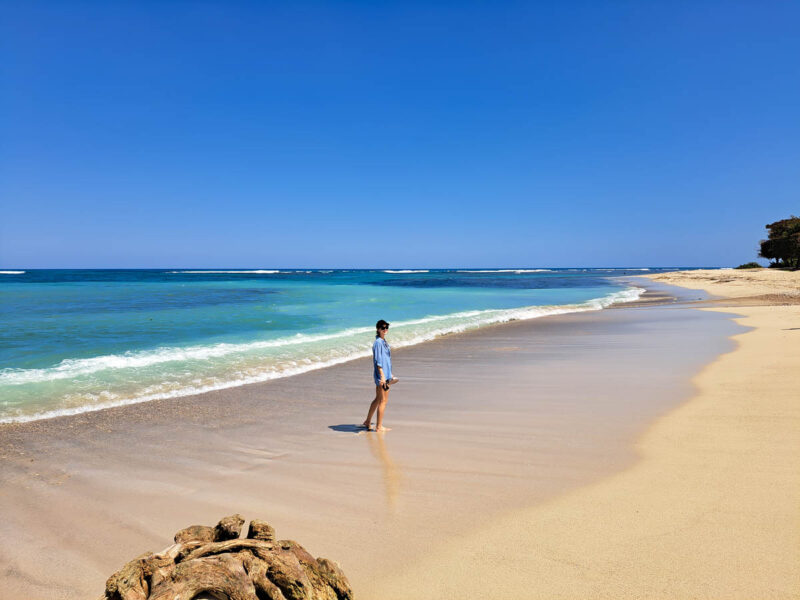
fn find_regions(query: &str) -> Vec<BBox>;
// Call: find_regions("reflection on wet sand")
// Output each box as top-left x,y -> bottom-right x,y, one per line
365,431 -> 401,510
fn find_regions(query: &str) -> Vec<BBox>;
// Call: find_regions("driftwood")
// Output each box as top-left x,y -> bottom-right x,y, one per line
101,515 -> 352,600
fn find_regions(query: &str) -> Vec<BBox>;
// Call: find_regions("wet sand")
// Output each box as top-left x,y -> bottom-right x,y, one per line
0,284 -> 742,599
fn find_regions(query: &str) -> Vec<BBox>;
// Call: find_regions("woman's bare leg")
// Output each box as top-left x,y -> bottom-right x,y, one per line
363,385 -> 382,430
375,387 -> 390,432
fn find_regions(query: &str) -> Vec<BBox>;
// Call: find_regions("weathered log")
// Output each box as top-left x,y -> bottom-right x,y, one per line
316,558 -> 351,600
214,513 -> 245,541
149,554 -> 257,600
279,539 -> 317,565
248,518 -> 276,542
174,524 -> 216,544
181,538 -> 274,562
242,551 -> 287,600
103,552 -> 152,600
265,546 -> 316,600
100,516 -> 353,600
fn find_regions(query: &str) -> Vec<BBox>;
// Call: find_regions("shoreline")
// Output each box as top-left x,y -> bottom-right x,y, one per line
0,284 -> 647,427
0,279 -> 740,599
371,269 -> 800,599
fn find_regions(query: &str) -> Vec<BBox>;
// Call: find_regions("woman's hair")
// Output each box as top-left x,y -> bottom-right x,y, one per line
375,319 -> 390,333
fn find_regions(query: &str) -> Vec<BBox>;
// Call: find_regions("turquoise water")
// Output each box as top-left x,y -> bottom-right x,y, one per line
0,268 -> 656,423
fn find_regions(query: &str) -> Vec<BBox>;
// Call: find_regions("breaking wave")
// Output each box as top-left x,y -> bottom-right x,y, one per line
0,286 -> 644,423
169,270 -> 281,274
456,269 -> 552,273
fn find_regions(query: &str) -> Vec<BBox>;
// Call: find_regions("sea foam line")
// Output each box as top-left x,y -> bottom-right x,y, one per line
457,269 -> 552,273
169,270 -> 281,274
0,287 -> 644,424
0,326 -> 374,385
383,269 -> 430,273
0,271 -> 25,274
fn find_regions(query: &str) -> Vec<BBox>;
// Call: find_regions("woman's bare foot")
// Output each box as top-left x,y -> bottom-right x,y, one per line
375,426 -> 390,432
362,420 -> 371,430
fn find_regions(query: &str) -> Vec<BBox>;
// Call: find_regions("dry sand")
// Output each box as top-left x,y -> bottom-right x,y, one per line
372,269 -> 800,599
650,266 -> 800,299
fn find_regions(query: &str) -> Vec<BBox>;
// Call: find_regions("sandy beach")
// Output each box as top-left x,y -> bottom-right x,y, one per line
1,270 -> 798,599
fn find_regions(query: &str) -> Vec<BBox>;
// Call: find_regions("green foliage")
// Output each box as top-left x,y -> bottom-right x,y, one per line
759,215 -> 800,270
735,262 -> 762,269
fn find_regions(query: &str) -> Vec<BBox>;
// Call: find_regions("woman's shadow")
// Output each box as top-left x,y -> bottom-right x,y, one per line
328,424 -> 367,433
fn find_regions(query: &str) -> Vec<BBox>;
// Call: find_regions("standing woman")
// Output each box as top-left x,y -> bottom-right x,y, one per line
363,319 -> 397,432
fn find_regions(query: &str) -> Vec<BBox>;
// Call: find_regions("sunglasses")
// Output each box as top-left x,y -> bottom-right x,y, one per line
380,326 -> 389,330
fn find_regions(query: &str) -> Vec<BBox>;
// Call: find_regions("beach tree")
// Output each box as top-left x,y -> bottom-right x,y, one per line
759,216 -> 800,270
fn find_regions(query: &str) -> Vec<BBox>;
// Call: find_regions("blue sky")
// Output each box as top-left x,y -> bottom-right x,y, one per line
1,1 -> 798,268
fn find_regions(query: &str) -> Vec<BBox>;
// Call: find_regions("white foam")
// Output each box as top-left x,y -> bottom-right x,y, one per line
0,352 -> 377,424
0,286 -> 645,424
0,326 -> 374,385
168,270 -> 281,274
0,271 -> 24,274
383,269 -> 430,273
596,268 -> 652,272
456,269 -> 552,273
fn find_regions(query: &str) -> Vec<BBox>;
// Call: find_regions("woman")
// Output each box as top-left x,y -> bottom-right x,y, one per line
363,319 -> 398,432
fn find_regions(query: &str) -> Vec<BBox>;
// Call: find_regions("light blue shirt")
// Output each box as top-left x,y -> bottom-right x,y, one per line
372,337 -> 392,384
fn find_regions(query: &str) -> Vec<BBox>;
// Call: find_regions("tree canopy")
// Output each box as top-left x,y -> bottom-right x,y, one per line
759,216 -> 800,270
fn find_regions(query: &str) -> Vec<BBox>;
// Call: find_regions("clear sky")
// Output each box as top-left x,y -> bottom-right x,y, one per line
1,1 -> 798,268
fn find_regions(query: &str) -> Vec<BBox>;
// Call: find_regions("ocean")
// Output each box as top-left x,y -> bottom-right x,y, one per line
0,268 -> 665,423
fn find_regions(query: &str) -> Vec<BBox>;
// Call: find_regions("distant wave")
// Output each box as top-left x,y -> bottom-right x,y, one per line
457,269 -> 552,273
383,269 -> 430,273
169,270 -> 281,274
0,286 -> 644,423
0,271 -> 25,274
594,268 -> 652,272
